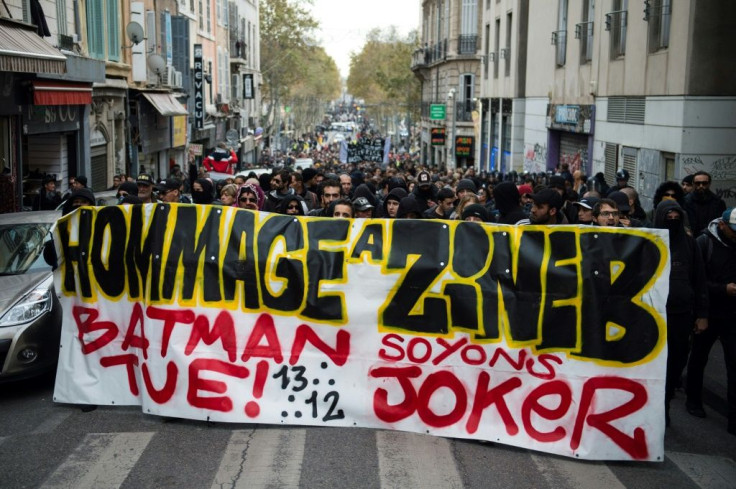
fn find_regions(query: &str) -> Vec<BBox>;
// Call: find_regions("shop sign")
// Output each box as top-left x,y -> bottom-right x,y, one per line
431,128 -> 446,146
455,136 -> 474,158
193,44 -> 205,129
547,104 -> 595,134
172,116 -> 187,148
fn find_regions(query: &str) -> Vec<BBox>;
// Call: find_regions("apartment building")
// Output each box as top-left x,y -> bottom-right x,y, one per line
477,0 -> 528,173
412,0 -> 483,170
0,0 -> 261,212
523,0 -> 736,207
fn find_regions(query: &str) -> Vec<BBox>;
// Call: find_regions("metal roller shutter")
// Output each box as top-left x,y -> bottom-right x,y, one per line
90,144 -> 108,192
559,132 -> 588,174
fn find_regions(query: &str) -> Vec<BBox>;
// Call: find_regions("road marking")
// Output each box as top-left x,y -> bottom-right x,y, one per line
376,431 -> 463,489
40,432 -> 154,489
668,451 -> 736,489
32,410 -> 73,434
210,428 -> 306,489
531,454 -> 626,489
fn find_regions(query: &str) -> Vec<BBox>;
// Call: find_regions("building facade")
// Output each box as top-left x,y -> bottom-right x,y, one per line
0,0 -> 261,212
412,0 -> 483,170
523,0 -> 736,207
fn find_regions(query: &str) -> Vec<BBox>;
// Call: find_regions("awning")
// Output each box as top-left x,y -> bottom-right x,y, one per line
0,19 -> 66,74
142,92 -> 188,116
32,81 -> 92,105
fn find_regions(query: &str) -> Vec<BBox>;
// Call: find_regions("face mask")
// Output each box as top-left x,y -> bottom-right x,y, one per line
664,218 -> 681,231
192,190 -> 207,204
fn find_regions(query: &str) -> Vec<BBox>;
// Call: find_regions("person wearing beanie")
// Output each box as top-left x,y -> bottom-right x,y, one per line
681,174 -> 694,195
116,181 -> 139,204
456,179 -> 477,199
62,187 -> 96,215
462,204 -> 491,222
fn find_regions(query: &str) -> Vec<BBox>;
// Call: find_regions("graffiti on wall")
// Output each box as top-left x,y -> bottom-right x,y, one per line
524,143 -> 547,173
560,148 -> 588,174
680,154 -> 736,206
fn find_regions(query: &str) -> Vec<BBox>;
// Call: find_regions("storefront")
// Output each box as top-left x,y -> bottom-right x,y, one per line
546,104 -> 595,175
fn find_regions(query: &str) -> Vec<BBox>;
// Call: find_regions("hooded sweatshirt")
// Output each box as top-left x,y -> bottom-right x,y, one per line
397,196 -> 423,219
382,187 -> 408,218
653,200 -> 709,316
277,194 -> 307,215
696,217 -> 736,319
493,182 -> 528,225
192,178 -> 214,204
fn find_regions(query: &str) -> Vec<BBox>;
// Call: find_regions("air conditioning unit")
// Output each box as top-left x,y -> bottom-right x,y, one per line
173,71 -> 183,88
161,65 -> 175,87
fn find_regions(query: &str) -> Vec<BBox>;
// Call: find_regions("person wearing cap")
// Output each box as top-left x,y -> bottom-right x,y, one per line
116,181 -> 139,204
136,173 -> 156,203
462,204 -> 491,223
592,199 -> 620,227
527,188 -> 565,225
412,170 -> 438,214
33,174 -> 61,210
352,196 -> 375,218
687,207 -> 736,434
157,178 -> 182,203
423,187 -> 455,220
652,200 -> 709,427
573,196 -> 599,224
683,170 -> 727,236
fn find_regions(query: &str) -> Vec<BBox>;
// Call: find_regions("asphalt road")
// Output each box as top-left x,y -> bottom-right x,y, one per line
0,353 -> 734,489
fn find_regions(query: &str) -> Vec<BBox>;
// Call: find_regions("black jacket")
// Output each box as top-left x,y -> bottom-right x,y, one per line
683,190 -> 727,236
653,200 -> 709,317
493,182 -> 527,224
696,218 -> 736,319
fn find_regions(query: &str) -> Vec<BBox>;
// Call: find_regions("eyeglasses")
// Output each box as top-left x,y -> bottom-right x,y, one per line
240,196 -> 258,203
599,211 -> 619,218
287,204 -> 300,210
694,181 -> 709,187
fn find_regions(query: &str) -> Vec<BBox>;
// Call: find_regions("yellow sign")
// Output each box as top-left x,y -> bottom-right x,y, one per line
172,116 -> 187,148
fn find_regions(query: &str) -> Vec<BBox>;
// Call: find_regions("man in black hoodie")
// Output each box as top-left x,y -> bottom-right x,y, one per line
683,171 -> 726,235
653,200 -> 709,427
493,182 -> 528,224
687,207 -> 736,435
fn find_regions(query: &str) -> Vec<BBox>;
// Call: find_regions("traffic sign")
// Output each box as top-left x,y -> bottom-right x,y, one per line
429,104 -> 446,120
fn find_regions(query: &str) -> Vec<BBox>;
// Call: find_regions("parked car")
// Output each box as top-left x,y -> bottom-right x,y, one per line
0,211 -> 62,382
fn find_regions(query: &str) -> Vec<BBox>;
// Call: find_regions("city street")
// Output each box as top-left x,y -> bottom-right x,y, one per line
1,353 -> 734,489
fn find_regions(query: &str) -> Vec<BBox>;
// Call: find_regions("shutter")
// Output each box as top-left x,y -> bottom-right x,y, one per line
171,17 -> 191,91
90,150 -> 108,192
146,10 -> 157,54
107,0 -> 120,62
625,97 -> 645,124
229,2 -> 238,53
622,146 -> 638,189
604,143 -> 618,188
607,97 -> 625,123
86,0 -> 105,59
56,0 -> 68,35
559,132 -> 589,174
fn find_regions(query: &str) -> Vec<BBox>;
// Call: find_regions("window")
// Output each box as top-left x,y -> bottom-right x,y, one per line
56,0 -> 68,35
459,0 -> 478,54
456,74 -> 474,122
553,0 -> 568,67
86,0 -> 105,59
494,18 -> 500,78
606,0 -> 628,59
646,0 -> 671,52
576,0 -> 594,63
106,0 -> 120,62
504,13 -> 512,76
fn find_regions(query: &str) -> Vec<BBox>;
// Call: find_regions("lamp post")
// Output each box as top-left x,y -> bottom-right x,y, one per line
447,88 -> 456,169
473,97 -> 482,171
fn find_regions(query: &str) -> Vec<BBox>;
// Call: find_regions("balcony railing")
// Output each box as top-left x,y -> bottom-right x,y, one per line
551,30 -> 567,66
455,100 -> 474,122
411,40 -> 448,70
457,35 -> 478,55
575,21 -> 594,62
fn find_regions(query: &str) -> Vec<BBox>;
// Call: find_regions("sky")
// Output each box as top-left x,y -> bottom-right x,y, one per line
309,0 -> 421,78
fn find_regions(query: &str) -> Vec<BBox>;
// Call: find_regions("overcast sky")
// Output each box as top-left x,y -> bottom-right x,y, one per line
310,0 -> 421,78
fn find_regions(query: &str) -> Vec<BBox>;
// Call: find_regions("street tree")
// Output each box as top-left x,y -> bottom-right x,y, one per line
347,28 -> 421,137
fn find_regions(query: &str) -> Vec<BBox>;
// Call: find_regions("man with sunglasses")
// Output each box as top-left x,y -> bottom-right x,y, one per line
263,169 -> 295,212
683,171 -> 726,235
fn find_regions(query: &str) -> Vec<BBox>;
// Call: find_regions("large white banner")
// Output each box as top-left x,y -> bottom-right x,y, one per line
52,204 -> 670,461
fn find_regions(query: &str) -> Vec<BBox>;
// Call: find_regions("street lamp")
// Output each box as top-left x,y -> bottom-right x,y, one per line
473,97 -> 482,171
447,88 -> 456,169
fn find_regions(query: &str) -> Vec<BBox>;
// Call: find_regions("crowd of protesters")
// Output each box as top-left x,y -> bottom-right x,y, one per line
45,132 -> 736,439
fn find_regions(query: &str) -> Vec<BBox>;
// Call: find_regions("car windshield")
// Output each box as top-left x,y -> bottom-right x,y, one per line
0,223 -> 53,275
